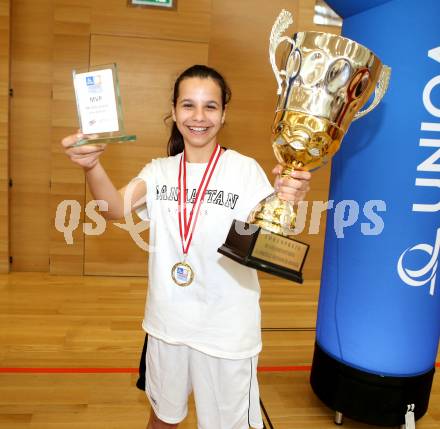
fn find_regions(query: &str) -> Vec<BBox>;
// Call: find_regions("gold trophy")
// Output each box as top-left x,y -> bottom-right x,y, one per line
218,10 -> 391,283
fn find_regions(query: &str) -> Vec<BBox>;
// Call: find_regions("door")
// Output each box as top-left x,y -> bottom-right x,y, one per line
84,34 -> 208,275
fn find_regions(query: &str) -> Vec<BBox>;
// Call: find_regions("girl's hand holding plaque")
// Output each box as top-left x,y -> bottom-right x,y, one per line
61,132 -> 106,171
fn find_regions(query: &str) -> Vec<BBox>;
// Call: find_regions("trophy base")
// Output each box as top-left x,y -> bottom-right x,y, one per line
218,220 -> 309,284
72,134 -> 137,147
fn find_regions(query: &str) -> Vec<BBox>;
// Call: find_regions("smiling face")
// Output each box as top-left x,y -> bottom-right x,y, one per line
172,77 -> 226,153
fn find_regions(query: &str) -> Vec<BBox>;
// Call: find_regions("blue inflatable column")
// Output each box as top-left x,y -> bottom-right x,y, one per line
310,0 -> 440,426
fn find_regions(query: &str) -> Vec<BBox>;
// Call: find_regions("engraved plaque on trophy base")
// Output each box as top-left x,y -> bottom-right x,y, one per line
218,220 -> 309,284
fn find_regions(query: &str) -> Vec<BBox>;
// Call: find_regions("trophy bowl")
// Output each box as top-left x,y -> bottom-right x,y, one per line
219,10 -> 391,283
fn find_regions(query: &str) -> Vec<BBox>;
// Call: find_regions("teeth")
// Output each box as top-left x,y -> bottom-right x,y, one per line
189,127 -> 208,132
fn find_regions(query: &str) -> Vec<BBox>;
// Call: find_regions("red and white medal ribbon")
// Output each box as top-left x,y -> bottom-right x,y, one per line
178,144 -> 222,257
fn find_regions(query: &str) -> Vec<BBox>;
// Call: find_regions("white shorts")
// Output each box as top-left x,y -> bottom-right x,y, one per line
142,335 -> 263,429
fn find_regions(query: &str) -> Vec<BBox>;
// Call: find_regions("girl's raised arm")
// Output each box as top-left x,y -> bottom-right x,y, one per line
61,132 -> 147,220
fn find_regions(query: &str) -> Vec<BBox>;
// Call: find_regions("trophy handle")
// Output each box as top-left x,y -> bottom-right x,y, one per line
270,10 -> 296,95
353,65 -> 391,120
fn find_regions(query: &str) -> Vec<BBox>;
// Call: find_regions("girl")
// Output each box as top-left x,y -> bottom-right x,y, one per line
62,65 -> 311,429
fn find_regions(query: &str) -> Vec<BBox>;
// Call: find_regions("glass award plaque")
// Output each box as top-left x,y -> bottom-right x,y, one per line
72,63 -> 136,146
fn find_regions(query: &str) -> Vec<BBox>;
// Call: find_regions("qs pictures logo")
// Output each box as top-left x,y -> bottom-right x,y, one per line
397,228 -> 440,296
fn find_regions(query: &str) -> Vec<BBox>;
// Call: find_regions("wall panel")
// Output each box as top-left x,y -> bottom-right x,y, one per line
0,0 -> 9,273
50,1 -> 92,274
9,0 -> 52,271
83,35 -> 208,275
91,0 -> 210,42
49,0 -> 213,275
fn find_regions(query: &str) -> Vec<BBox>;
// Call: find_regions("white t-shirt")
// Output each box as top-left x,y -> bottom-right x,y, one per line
135,149 -> 274,359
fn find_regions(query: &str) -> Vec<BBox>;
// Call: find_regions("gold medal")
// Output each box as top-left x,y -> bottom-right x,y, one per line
171,261 -> 194,287
172,144 -> 222,288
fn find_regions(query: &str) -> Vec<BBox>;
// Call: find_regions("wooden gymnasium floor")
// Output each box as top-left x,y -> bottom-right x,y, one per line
0,273 -> 439,429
